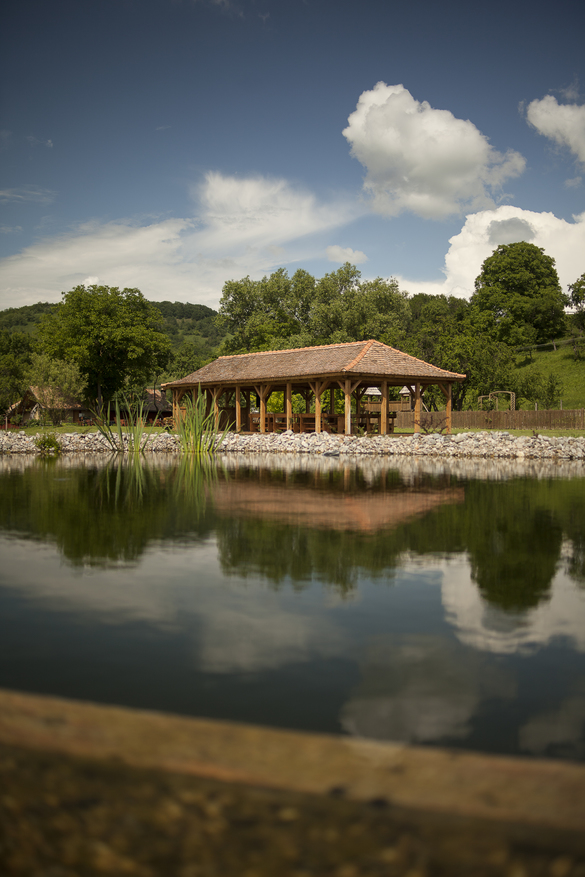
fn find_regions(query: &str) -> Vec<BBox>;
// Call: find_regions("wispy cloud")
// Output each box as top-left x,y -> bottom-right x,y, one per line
26,136 -> 53,148
526,95 -> 585,165
0,172 -> 359,307
344,83 -> 526,220
0,226 -> 23,234
0,186 -> 56,205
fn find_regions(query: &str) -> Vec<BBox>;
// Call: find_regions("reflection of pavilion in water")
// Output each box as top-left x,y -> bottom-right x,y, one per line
212,480 -> 464,532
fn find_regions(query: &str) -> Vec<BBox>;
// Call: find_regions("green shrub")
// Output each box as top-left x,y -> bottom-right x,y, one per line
34,433 -> 62,456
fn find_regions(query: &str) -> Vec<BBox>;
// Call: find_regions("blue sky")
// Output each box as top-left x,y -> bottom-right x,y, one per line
1,0 -> 584,310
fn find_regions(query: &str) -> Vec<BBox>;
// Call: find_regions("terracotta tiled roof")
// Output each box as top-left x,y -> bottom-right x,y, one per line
163,340 -> 465,388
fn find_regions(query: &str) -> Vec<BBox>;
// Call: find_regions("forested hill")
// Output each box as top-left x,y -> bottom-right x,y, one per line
0,302 -> 56,335
153,301 -> 225,351
0,299 -> 225,354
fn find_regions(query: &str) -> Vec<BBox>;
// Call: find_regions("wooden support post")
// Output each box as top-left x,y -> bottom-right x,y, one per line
260,389 -> 266,434
381,381 -> 388,435
314,389 -> 321,433
286,383 -> 292,431
309,380 -> 329,434
212,386 -> 224,429
414,383 -> 421,434
235,386 -> 241,432
344,380 -> 352,435
438,382 -> 453,435
341,379 -> 361,435
254,384 -> 272,434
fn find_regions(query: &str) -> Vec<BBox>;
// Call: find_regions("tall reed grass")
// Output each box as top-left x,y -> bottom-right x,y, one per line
93,395 -> 160,455
176,390 -> 231,455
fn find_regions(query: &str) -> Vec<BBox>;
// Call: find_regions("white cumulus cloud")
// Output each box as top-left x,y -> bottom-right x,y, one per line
326,245 -> 368,264
343,82 -> 526,220
396,206 -> 585,299
526,95 -> 585,165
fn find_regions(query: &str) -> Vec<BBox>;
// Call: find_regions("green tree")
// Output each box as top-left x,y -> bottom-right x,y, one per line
471,242 -> 568,345
569,272 -> 585,331
217,263 -> 410,353
39,285 -> 171,407
0,330 -> 32,415
27,353 -> 87,425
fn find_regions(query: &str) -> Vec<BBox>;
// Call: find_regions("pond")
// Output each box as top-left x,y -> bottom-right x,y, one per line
1,452 -> 584,762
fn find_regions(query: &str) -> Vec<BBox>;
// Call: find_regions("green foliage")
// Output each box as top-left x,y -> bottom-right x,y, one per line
0,302 -> 55,335
217,263 -> 410,353
39,285 -> 171,406
515,369 -> 564,410
176,390 -> 231,455
0,330 -> 33,414
402,295 -> 516,410
93,395 -> 160,455
471,242 -> 568,345
514,345 -> 584,408
26,353 -> 87,425
34,433 -> 62,456
569,272 -> 585,331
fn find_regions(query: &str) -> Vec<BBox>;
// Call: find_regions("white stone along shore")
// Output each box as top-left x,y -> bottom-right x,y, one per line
1,428 -> 585,461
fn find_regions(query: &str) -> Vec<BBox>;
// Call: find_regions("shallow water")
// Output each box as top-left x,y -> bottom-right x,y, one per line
1,452 -> 584,761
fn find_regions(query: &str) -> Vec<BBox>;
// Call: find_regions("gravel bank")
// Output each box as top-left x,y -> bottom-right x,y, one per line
2,429 -> 585,461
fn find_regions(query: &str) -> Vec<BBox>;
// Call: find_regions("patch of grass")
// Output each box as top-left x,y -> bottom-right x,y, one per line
514,345 -> 585,409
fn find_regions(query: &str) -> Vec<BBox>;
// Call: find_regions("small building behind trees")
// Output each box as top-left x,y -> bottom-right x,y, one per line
163,339 -> 465,435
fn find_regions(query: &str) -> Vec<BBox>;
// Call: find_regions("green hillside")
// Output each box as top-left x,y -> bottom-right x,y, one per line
514,342 -> 585,409
0,302 -> 55,335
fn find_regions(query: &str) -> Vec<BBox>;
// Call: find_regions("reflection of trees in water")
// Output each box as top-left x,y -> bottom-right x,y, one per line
1,459 -> 584,607
0,458 -> 216,567
466,492 -> 562,611
460,481 -> 580,611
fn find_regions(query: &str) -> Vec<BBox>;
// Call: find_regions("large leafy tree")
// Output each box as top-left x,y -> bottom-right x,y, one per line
217,263 -> 410,353
0,330 -> 32,415
39,285 -> 171,406
471,242 -> 568,345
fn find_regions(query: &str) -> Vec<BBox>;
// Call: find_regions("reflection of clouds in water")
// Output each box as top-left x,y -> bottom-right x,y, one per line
519,695 -> 585,760
194,601 -> 345,673
0,536 -> 347,674
436,557 -> 585,655
340,634 -> 515,743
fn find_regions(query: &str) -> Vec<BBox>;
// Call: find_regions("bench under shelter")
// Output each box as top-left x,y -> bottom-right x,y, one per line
162,339 -> 466,435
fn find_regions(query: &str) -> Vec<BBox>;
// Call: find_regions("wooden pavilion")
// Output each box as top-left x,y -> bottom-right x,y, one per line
162,339 -> 466,435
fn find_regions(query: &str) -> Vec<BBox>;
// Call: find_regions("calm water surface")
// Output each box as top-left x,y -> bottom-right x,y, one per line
1,452 -> 584,761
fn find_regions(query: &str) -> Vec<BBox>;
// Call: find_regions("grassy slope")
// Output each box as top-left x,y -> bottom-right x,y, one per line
514,344 -> 585,409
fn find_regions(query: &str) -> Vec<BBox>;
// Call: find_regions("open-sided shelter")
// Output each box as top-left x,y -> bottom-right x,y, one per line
162,339 -> 466,435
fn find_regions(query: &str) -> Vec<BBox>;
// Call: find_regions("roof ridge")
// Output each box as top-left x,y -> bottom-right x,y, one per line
216,339 -> 367,361
343,339 -> 374,371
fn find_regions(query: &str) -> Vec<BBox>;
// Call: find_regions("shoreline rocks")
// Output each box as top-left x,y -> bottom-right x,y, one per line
1,428 -> 585,461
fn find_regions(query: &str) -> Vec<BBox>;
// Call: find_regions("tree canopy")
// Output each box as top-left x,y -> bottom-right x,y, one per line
217,263 -> 410,353
39,285 -> 171,406
471,242 -> 567,345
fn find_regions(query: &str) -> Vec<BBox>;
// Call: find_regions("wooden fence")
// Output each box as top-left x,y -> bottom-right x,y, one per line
395,409 -> 585,431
